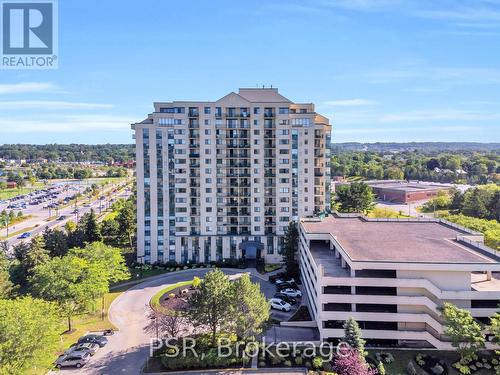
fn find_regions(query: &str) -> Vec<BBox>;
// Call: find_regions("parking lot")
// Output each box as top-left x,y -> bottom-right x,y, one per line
0,180 -> 131,250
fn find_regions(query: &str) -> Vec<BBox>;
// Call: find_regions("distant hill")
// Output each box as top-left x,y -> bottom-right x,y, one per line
332,142 -> 500,153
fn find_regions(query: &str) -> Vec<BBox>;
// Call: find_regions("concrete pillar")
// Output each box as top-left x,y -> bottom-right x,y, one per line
486,271 -> 492,281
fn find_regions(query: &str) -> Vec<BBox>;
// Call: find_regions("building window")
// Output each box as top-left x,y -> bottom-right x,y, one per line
204,106 -> 211,114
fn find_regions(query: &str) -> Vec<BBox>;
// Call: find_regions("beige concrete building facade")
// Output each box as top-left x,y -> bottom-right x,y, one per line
299,215 -> 500,349
132,88 -> 331,264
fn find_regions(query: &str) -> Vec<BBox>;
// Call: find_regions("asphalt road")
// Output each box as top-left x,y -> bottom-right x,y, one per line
2,183 -> 131,251
65,269 -> 255,374
63,268 -> 314,375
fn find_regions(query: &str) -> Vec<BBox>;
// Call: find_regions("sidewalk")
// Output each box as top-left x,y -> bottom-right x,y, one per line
145,368 -> 306,375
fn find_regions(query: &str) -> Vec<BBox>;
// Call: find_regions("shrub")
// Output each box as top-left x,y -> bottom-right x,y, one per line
312,356 -> 323,369
305,360 -> 312,369
258,361 -> 266,367
284,360 -> 292,367
378,361 -> 386,375
295,356 -> 303,365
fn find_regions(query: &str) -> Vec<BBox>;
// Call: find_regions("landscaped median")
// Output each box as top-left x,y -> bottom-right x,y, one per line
150,280 -> 194,309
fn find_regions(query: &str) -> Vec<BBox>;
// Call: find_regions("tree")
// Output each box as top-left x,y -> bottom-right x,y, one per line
0,297 -> 60,375
442,302 -> 485,361
43,227 -> 68,257
0,249 -> 15,298
145,305 -> 187,339
69,242 -> 130,284
282,221 -> 299,277
462,187 -> 493,219
335,182 -> 375,213
332,349 -> 376,375
487,190 -> 500,221
11,236 -> 49,287
426,158 -> 440,170
81,209 -> 102,243
231,274 -> 270,340
116,201 -> 136,252
30,254 -> 108,332
187,269 -> 233,346
489,312 -> 500,345
343,318 -> 366,355
377,361 -> 386,375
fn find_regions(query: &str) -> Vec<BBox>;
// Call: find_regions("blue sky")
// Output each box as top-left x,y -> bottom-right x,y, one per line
1,0 -> 500,144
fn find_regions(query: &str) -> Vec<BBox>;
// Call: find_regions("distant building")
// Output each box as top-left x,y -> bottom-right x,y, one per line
336,180 -> 453,204
299,214 -> 500,349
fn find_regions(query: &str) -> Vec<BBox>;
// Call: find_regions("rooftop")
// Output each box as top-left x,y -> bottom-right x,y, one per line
237,88 -> 291,103
367,181 -> 451,192
301,216 -> 498,264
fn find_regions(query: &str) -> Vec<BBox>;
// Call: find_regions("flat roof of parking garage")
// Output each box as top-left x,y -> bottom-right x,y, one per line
301,216 -> 498,264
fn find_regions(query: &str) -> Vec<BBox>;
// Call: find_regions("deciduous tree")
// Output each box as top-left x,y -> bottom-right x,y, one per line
335,182 -> 375,214
30,255 -> 108,332
442,302 -> 485,361
0,297 -> 60,375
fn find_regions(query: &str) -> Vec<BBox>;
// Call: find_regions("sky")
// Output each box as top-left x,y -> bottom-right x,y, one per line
0,0 -> 500,144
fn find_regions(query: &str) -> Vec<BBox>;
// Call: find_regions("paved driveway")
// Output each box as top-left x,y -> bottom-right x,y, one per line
63,268 -> 272,375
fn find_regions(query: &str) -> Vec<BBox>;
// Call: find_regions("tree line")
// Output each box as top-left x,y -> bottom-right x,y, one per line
331,150 -> 499,185
0,144 -> 134,163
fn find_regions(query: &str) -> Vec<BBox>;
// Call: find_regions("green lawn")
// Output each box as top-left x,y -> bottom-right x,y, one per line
150,280 -> 194,308
28,289 -> 125,375
0,183 -> 46,200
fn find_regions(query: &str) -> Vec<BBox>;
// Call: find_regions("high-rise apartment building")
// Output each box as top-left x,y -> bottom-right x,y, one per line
132,88 -> 331,264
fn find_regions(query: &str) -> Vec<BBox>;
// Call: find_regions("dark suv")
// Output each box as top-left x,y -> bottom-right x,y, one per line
77,334 -> 108,347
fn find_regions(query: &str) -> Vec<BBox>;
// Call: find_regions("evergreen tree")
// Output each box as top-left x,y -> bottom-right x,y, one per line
82,209 -> 102,243
231,274 -> 270,340
187,269 -> 233,346
343,318 -> 366,355
282,221 -> 299,277
117,202 -> 136,252
43,227 -> 68,257
12,236 -> 49,287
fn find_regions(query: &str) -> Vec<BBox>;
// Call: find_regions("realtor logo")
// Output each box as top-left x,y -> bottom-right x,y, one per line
1,0 -> 58,69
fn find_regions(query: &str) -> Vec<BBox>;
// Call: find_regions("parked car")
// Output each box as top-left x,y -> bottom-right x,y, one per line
77,334 -> 108,347
57,215 -> 66,221
279,288 -> 302,298
55,352 -> 91,369
273,292 -> 297,305
17,232 -> 31,239
276,277 -> 295,285
67,342 -> 100,356
277,281 -> 298,290
269,298 -> 291,312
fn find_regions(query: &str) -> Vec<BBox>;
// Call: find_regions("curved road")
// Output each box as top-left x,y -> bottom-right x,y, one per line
69,268 -> 257,375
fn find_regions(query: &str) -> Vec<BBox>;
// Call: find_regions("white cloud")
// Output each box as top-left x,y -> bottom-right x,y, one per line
322,99 -> 377,107
0,101 -> 113,110
0,82 -> 60,95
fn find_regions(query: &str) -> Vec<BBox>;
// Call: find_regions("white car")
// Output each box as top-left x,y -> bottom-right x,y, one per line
279,288 -> 302,298
275,277 -> 295,285
270,298 -> 291,312
67,342 -> 100,356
